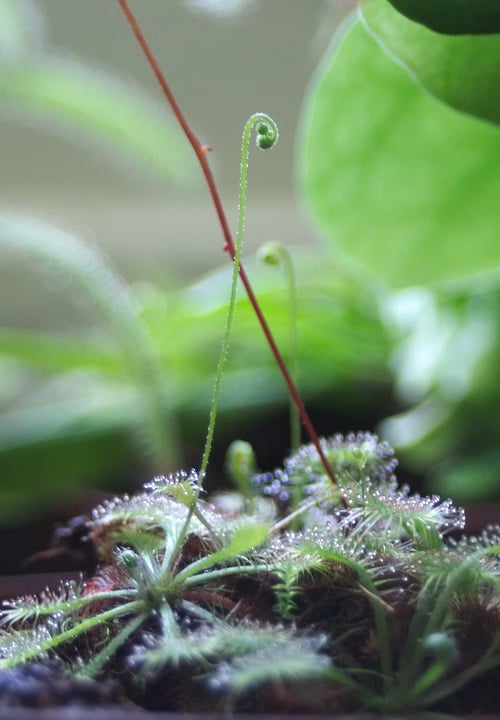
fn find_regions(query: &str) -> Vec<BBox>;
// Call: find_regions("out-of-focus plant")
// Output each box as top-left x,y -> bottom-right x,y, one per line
299,0 -> 500,501
379,285 -> 500,501
0,1 -> 394,521
0,0 -> 194,184
1,0 -> 500,522
0,232 -> 393,520
0,434 -> 498,713
0,0 -> 196,520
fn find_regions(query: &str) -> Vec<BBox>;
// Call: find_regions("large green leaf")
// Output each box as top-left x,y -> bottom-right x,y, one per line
361,0 -> 500,127
299,18 -> 500,289
386,0 -> 500,35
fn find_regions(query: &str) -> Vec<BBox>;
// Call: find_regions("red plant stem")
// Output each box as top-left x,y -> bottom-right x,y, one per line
117,0 -> 338,489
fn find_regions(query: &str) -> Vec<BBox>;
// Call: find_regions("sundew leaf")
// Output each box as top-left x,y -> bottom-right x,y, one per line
386,0 -> 500,35
361,0 -> 500,127
160,480 -> 199,507
146,471 -> 201,508
222,521 -> 270,556
0,57 -> 194,184
299,19 -> 500,289
198,520 -> 271,569
211,635 -> 330,695
173,521 -> 271,585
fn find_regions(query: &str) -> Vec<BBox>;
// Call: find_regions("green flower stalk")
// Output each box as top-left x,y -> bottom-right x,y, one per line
258,241 -> 300,451
199,113 -> 279,484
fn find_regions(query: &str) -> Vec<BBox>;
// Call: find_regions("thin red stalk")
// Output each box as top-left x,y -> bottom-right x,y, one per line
117,0 -> 338,490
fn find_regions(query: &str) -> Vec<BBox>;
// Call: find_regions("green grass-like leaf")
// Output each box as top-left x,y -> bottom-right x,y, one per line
0,213 -> 175,471
0,57 -> 195,184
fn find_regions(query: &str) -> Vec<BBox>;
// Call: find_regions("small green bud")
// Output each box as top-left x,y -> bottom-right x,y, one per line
255,119 -> 278,150
225,440 -> 258,499
256,134 -> 274,150
257,241 -> 286,267
117,548 -> 139,572
423,632 -> 458,666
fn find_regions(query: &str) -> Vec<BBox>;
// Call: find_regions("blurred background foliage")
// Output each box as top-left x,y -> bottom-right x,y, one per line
0,0 -> 499,529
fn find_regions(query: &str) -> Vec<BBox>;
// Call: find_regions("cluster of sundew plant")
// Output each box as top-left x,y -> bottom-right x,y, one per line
0,435 -> 499,712
249,432 -> 466,547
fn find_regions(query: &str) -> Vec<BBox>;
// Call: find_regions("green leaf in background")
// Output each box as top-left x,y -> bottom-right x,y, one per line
0,328 -> 119,374
386,0 -> 500,35
361,0 -> 500,127
378,285 -> 500,502
0,58 -> 195,185
0,249 -> 393,520
299,18 -> 500,289
0,0 -> 194,184
162,254 -> 392,415
0,213 -> 176,471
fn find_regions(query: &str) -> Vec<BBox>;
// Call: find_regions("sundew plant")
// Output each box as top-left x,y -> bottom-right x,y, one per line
0,433 -> 498,713
299,0 -> 500,502
0,1 -> 499,714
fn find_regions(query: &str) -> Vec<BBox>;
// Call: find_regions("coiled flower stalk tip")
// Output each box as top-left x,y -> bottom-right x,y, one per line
255,118 -> 279,150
